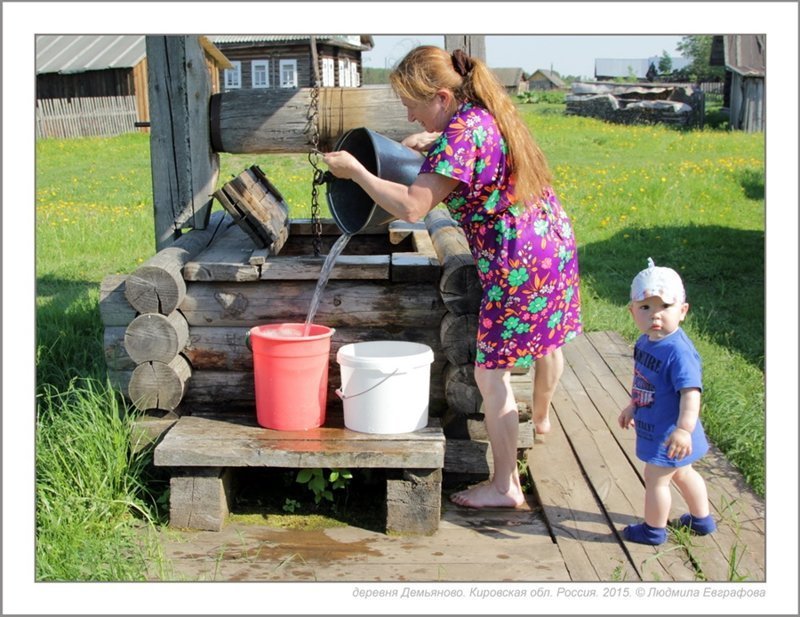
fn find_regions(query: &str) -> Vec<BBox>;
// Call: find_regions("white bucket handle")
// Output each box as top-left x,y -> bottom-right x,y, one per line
336,368 -> 399,401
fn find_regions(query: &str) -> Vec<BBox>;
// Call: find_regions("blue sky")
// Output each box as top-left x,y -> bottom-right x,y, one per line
363,35 -> 685,79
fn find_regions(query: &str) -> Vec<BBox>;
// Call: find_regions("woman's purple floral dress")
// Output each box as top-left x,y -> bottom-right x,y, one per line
420,102 -> 582,369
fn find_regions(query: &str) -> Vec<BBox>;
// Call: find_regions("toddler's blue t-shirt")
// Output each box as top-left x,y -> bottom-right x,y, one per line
631,328 -> 708,466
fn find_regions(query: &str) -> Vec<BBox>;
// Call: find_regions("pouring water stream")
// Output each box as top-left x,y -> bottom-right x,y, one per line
303,233 -> 352,336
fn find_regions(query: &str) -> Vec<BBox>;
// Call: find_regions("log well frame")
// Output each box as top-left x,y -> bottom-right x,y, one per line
107,36 -> 503,533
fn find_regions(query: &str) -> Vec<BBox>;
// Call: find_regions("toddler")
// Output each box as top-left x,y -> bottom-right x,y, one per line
618,258 -> 716,545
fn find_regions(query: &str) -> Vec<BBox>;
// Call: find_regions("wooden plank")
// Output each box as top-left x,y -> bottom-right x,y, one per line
553,361 -> 690,581
182,219 -> 261,282
154,415 -> 445,469
178,280 -> 445,328
259,254 -> 390,281
527,415 -> 639,582
146,35 -> 218,249
590,331 -> 765,581
151,514 -> 569,581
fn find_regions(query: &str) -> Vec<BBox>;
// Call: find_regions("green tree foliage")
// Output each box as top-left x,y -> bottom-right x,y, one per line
658,50 -> 673,75
676,35 -> 726,81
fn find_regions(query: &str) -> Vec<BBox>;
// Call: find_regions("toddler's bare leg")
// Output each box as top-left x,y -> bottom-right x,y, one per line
643,464 -> 678,528
672,464 -> 711,518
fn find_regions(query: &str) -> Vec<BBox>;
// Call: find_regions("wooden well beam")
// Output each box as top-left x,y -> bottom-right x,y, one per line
209,86 -> 418,154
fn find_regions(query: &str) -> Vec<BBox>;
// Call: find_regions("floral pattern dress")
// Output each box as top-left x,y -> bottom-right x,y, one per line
420,102 -> 582,369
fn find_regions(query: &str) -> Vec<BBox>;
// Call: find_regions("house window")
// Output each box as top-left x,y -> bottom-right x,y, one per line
279,59 -> 298,88
321,57 -> 335,87
338,59 -> 350,87
350,62 -> 360,87
252,60 -> 269,88
224,61 -> 242,90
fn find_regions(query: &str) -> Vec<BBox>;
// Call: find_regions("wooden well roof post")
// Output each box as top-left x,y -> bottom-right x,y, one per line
146,35 -> 222,251
444,35 -> 486,61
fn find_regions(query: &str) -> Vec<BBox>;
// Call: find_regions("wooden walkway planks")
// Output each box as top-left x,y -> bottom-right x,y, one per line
147,330 -> 765,582
149,498 -> 569,582
535,331 -> 765,582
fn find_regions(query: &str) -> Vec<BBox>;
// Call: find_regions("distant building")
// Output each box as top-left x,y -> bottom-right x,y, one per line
594,56 -> 690,80
527,69 -> 566,90
491,67 -> 529,95
710,34 -> 764,132
208,35 -> 374,90
35,35 -> 229,137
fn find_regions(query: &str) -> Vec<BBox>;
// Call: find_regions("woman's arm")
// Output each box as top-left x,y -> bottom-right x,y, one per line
401,131 -> 442,152
322,150 -> 459,223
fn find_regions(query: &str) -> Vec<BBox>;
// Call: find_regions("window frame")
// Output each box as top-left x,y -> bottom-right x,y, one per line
251,59 -> 270,89
279,59 -> 298,88
224,60 -> 242,90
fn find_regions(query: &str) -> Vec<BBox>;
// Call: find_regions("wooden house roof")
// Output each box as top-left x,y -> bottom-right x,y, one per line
208,35 -> 374,51
711,35 -> 765,77
36,35 -> 146,74
529,69 -> 566,88
491,67 -> 527,87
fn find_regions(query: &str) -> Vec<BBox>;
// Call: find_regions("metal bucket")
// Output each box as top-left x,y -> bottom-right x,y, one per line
326,128 -> 425,235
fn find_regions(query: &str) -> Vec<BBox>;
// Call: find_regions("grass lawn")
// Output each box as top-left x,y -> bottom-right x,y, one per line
34,104 -> 765,580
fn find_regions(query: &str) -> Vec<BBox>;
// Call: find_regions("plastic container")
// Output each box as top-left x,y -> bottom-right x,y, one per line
336,341 -> 434,434
249,323 -> 335,431
326,127 -> 424,235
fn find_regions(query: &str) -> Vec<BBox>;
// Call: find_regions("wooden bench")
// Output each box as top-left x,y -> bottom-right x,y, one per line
153,413 -> 445,535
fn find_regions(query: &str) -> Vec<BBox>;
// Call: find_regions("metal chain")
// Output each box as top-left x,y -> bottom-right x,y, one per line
306,78 -> 324,257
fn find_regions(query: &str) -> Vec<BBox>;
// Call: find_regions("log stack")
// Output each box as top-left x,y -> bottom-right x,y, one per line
423,209 -> 535,476
102,216 -> 446,419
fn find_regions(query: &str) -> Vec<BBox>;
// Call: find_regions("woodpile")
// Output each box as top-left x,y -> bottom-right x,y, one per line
565,82 -> 705,128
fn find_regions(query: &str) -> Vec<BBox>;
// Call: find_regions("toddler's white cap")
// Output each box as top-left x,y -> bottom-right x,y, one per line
631,258 -> 685,303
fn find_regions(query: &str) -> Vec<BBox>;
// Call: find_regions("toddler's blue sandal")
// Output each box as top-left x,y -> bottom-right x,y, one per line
677,513 -> 716,535
622,522 -> 667,545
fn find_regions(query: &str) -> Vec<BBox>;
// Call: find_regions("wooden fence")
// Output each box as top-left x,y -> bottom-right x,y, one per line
36,95 -> 139,139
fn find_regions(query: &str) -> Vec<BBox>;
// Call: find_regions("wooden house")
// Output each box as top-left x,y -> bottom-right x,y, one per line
527,69 -> 566,91
491,67 -> 528,95
35,35 -> 230,138
208,35 -> 374,90
710,35 -> 765,132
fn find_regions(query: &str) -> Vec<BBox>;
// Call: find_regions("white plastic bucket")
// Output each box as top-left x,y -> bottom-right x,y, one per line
336,341 -> 434,434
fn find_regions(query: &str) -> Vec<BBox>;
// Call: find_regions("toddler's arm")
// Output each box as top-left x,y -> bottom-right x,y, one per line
665,387 -> 702,460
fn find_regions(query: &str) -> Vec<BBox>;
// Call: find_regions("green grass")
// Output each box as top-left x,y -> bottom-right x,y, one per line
34,106 -> 764,580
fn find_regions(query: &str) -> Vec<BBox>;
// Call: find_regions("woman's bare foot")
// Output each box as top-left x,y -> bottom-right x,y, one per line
533,414 -> 551,435
450,480 -> 525,509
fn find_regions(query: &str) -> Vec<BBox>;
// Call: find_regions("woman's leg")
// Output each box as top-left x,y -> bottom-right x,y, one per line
450,367 -> 525,508
671,464 -> 711,518
532,347 -> 564,434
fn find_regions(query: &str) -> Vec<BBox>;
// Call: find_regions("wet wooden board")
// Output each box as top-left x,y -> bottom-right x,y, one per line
154,414 -> 444,469
146,498 -> 570,582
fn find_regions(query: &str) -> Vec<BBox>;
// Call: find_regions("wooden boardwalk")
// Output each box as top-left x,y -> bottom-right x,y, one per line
150,331 -> 765,582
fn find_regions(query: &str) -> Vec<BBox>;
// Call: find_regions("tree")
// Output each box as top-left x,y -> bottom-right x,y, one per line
676,35 -> 725,81
658,50 -> 673,75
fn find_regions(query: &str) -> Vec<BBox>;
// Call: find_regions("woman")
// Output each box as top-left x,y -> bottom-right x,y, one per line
323,46 -> 582,508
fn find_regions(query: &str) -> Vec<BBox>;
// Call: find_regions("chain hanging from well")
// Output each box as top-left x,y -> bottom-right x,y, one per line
306,42 -> 325,257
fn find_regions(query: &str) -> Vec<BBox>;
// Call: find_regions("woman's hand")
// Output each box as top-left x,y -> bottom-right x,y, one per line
401,131 -> 441,153
322,151 -> 365,181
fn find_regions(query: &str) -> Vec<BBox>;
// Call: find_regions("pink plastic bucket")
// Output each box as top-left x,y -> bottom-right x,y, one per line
249,323 -> 335,430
